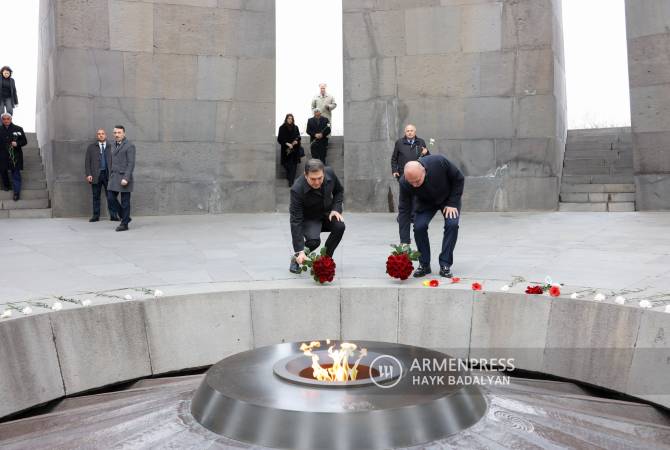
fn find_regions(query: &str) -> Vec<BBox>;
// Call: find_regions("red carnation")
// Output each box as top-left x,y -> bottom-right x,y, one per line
312,254 -> 336,284
549,285 -> 561,297
472,282 -> 482,291
525,285 -> 543,295
386,253 -> 414,280
451,277 -> 461,283
429,279 -> 440,287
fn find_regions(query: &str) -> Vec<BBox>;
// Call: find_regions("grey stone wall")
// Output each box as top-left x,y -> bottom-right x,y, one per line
37,0 -> 275,217
625,0 -> 670,210
342,0 -> 567,211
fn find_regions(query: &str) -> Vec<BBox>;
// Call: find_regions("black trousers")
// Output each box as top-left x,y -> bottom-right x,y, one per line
282,161 -> 298,187
310,139 -> 328,165
108,191 -> 131,225
91,170 -> 115,218
303,216 -> 345,257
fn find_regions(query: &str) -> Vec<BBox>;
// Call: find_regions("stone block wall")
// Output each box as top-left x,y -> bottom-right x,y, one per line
37,0 -> 275,217
342,0 -> 567,211
625,0 -> 670,210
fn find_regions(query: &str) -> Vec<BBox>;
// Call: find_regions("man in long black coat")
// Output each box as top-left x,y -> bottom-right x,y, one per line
84,128 -> 118,222
398,155 -> 464,278
108,125 -> 136,231
0,112 -> 27,201
306,108 -> 331,165
288,159 -> 345,273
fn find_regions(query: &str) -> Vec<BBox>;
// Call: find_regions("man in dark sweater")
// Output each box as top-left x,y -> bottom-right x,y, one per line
288,159 -> 345,273
398,155 -> 465,278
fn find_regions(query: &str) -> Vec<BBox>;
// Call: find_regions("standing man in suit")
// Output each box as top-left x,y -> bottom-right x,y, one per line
0,112 -> 27,201
311,83 -> 337,122
306,108 -> 331,165
84,128 -> 118,222
288,159 -> 345,274
108,125 -> 135,232
398,155 -> 464,278
391,124 -> 430,242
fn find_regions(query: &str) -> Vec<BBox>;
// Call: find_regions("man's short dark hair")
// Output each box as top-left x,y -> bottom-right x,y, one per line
114,125 -> 125,131
304,158 -> 325,174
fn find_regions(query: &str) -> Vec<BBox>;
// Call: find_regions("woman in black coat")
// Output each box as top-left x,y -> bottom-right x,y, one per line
277,113 -> 302,187
1,66 -> 18,116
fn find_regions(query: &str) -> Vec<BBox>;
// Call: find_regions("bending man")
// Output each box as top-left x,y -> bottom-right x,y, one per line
398,155 -> 464,278
289,159 -> 345,273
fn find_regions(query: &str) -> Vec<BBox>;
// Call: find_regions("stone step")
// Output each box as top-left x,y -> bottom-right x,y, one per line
562,164 -> 612,175
564,150 -> 632,160
4,208 -> 52,219
608,202 -> 635,212
559,202 -> 608,212
559,192 -> 637,203
560,183 -> 635,193
0,189 -> 48,200
0,198 -> 49,210
19,179 -> 47,190
561,175 -> 635,185
19,147 -> 41,158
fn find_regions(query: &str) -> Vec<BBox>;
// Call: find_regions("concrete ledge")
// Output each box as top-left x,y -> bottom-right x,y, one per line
1,282 -> 669,418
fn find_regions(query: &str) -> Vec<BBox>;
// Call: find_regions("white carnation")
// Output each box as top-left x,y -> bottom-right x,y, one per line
639,300 -> 652,308
594,293 -> 605,302
570,293 -> 579,299
51,302 -> 63,311
500,285 -> 510,291
81,299 -> 92,307
22,306 -> 33,315
615,296 -> 626,305
124,294 -> 133,300
153,289 -> 164,297
1,309 -> 12,318
665,305 -> 670,313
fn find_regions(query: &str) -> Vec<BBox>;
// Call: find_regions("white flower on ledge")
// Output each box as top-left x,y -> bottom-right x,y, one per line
594,293 -> 606,302
570,293 -> 580,299
154,289 -> 164,297
429,138 -> 436,146
639,300 -> 652,309
615,296 -> 626,305
81,299 -> 92,307
51,302 -> 63,311
544,276 -> 553,285
665,305 -> 670,314
124,294 -> 133,300
22,306 -> 33,315
1,309 -> 12,319
500,285 -> 510,292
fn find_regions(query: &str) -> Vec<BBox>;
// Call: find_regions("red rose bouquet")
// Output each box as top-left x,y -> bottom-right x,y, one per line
386,244 -> 420,280
300,248 -> 336,284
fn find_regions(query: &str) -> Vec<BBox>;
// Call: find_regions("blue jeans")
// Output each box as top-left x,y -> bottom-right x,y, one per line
413,208 -> 460,268
11,169 -> 20,194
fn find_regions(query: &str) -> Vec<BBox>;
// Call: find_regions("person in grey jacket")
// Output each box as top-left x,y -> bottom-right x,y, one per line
84,128 -> 118,222
310,83 -> 337,122
107,125 -> 135,231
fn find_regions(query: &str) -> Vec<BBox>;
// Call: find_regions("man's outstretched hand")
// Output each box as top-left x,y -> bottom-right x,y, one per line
295,251 -> 307,265
329,211 -> 343,222
443,206 -> 459,219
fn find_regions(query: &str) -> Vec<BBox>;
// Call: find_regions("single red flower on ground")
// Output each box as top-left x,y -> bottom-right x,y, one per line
549,285 -> 561,297
451,277 -> 461,283
386,253 -> 414,280
525,285 -> 543,295
471,282 -> 482,291
312,255 -> 336,283
429,279 -> 440,287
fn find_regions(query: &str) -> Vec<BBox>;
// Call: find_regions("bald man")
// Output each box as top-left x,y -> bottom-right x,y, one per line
398,155 -> 464,278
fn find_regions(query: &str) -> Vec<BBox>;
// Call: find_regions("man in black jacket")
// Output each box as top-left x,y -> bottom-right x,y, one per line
306,108 -> 331,165
289,159 -> 345,273
0,112 -> 27,201
398,155 -> 465,278
391,124 -> 430,240
84,128 -> 118,222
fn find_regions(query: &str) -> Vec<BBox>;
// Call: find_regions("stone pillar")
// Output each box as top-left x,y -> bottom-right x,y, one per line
37,0 -> 275,217
626,0 -> 670,210
342,0 -> 566,211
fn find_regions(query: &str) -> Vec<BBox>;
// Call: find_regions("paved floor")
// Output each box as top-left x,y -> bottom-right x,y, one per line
1,212 -> 669,307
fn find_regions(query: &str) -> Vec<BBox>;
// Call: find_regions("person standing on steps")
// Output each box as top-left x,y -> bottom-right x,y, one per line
277,113 -> 302,187
0,112 -> 27,201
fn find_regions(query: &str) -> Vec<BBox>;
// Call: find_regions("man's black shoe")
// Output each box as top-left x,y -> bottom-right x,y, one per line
440,266 -> 453,278
12,193 -> 19,201
110,216 -> 120,221
89,217 -> 100,222
289,257 -> 301,274
115,224 -> 129,232
413,265 -> 431,278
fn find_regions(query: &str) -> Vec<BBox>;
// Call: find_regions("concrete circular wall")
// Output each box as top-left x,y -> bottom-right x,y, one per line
1,281 -> 668,419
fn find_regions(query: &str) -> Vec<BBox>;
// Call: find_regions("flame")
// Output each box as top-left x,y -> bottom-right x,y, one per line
301,341 -> 367,382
